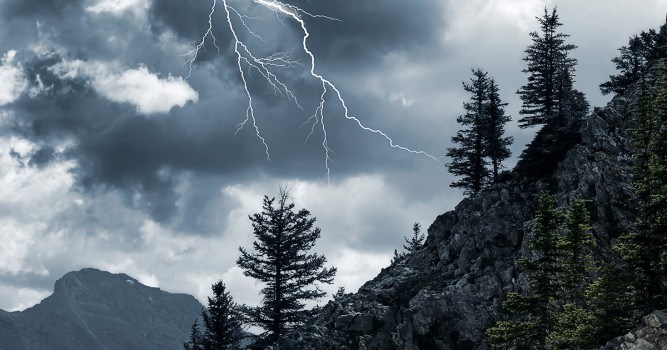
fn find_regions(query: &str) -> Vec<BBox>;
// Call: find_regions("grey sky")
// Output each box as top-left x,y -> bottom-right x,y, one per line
0,0 -> 664,310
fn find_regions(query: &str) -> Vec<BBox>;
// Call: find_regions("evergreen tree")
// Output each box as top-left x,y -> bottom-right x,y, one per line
184,319 -> 204,350
517,7 -> 578,129
446,69 -> 490,194
546,200 -> 596,349
403,222 -> 425,254
515,8 -> 588,179
391,248 -> 402,264
487,193 -> 564,350
201,281 -> 243,350
545,303 -> 595,350
600,20 -> 667,95
618,77 -> 667,313
557,199 -> 594,305
585,264 -> 636,346
600,35 -> 651,95
484,78 -> 513,182
237,189 -> 337,346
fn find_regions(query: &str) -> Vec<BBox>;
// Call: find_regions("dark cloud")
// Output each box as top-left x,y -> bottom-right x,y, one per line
286,0 -> 443,66
1,0 -> 84,19
28,146 -> 57,168
149,0 -> 219,42
1,0 -> 442,230
149,0 -> 444,68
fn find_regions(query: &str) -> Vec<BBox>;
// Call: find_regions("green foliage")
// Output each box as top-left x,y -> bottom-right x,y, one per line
237,189 -> 336,346
526,194 -> 563,317
558,199 -> 594,304
585,264 -> 637,345
487,314 -> 539,350
487,194 -> 564,350
616,72 -> 667,313
487,195 -> 607,349
545,304 -> 595,350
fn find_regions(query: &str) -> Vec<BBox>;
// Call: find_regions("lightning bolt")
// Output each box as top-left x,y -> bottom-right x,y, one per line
185,0 -> 439,182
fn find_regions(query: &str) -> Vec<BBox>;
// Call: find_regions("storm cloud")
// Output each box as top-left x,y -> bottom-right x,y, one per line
1,0 -> 666,312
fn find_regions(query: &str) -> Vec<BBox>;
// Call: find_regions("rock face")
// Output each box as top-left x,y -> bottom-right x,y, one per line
306,69 -> 644,349
602,310 -> 667,350
0,268 -> 202,350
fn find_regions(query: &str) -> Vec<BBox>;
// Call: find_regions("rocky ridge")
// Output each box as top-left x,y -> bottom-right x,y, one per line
304,68 -> 645,349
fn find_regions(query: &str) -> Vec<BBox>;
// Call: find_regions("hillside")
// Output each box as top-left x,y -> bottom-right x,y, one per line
298,60 -> 656,350
0,268 -> 202,350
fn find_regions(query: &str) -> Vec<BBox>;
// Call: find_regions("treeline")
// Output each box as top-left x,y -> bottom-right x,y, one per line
482,9 -> 667,350
446,8 -> 588,193
183,189 -> 336,350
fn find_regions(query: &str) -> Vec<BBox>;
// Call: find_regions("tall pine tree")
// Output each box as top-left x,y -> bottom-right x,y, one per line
237,189 -> 336,346
447,69 -> 490,195
517,7 -> 578,129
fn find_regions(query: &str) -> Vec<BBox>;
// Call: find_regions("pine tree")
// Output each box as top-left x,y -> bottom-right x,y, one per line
517,7 -> 578,129
600,35 -> 650,95
237,189 -> 337,346
184,319 -> 204,350
403,222 -> 425,254
484,78 -> 513,182
446,69 -> 490,194
487,193 -> 564,350
600,20 -> 667,95
618,77 -> 667,313
546,199 -> 596,349
585,264 -> 636,346
557,199 -> 594,305
546,303 -> 595,350
201,281 -> 243,350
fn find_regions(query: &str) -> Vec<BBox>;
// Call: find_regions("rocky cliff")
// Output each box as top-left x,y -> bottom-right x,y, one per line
304,67 -> 645,349
0,268 -> 203,350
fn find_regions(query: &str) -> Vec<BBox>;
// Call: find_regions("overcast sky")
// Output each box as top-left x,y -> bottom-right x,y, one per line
1,0 -> 666,311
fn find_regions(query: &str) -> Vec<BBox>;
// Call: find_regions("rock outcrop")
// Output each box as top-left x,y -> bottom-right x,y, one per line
0,268 -> 203,350
305,66 -> 644,349
603,310 -> 667,350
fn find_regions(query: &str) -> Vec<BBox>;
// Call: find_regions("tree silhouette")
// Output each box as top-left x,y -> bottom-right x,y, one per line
237,189 -> 336,346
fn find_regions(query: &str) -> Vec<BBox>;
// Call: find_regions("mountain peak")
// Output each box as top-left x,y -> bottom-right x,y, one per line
53,268 -> 139,294
2,268 -> 203,350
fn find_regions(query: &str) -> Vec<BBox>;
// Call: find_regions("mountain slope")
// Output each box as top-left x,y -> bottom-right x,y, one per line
302,61 -> 647,350
0,268 -> 202,350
